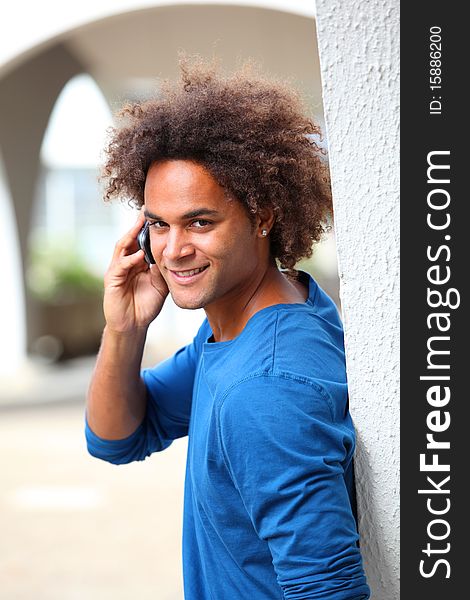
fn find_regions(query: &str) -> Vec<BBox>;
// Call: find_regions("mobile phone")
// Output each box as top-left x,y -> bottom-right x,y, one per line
137,221 -> 156,265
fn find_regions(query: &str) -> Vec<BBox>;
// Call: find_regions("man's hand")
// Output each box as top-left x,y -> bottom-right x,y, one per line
103,212 -> 169,333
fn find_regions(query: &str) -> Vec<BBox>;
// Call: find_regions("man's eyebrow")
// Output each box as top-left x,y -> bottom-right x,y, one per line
182,208 -> 220,219
144,208 -> 220,220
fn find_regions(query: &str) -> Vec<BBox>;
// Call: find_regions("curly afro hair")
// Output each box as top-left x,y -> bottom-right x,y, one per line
102,56 -> 332,270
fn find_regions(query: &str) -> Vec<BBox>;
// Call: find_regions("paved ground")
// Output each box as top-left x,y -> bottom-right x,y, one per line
0,391 -> 188,599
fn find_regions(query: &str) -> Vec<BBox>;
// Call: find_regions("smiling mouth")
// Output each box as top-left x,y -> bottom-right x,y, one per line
170,265 -> 209,278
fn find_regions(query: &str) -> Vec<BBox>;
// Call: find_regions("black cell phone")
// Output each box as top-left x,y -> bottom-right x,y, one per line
137,221 -> 156,265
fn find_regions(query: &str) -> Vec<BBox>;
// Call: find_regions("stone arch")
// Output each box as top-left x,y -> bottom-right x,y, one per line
0,44 -> 86,354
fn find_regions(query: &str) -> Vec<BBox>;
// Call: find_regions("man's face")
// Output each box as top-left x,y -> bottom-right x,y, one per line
144,160 -> 263,311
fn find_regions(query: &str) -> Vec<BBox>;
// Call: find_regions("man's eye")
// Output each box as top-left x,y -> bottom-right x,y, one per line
191,219 -> 212,228
149,221 -> 167,229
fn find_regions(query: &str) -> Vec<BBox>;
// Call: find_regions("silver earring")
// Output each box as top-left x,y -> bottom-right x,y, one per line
261,229 -> 268,237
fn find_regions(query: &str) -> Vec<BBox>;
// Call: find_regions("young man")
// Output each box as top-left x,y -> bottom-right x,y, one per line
86,59 -> 370,599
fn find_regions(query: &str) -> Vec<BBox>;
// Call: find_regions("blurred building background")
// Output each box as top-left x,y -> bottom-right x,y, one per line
0,0 -> 337,376
0,2 -> 345,599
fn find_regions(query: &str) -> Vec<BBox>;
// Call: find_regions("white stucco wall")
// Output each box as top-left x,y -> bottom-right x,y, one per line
314,1 -> 400,598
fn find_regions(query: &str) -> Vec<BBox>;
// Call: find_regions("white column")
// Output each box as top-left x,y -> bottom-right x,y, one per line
314,1 -> 400,598
0,148 -> 27,376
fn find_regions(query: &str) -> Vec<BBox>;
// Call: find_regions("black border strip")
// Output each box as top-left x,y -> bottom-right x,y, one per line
401,4 -> 465,596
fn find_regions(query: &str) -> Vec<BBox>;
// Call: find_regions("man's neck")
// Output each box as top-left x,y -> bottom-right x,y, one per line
205,264 -> 307,342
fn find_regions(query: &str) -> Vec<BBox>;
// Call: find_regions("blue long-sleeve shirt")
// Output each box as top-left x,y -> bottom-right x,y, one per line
85,272 -> 370,599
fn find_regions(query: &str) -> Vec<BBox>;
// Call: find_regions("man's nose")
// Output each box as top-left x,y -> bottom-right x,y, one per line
162,229 -> 194,261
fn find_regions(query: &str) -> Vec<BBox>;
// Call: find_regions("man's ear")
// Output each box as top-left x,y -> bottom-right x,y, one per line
255,208 -> 276,236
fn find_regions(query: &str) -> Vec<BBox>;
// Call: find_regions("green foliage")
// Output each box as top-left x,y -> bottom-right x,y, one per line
27,244 -> 103,303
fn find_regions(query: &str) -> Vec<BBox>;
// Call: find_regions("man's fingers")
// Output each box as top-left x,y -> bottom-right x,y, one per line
106,249 -> 146,284
119,248 -> 146,271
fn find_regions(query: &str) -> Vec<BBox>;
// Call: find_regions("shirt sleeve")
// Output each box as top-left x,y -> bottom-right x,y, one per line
218,373 -> 370,600
85,319 -> 210,465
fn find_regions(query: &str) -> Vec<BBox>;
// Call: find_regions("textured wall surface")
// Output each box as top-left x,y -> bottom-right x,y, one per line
315,1 -> 400,598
